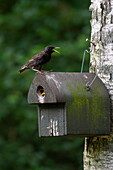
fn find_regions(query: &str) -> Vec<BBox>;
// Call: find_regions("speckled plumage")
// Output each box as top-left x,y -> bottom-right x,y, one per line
18,46 -> 60,73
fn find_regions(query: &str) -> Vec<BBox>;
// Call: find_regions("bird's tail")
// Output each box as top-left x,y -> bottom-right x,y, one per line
18,65 -> 27,74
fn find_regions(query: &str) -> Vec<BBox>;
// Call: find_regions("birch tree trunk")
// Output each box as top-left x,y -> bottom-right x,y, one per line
84,0 -> 113,169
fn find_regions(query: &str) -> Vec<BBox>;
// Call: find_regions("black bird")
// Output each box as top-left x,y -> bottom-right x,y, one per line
18,46 -> 60,73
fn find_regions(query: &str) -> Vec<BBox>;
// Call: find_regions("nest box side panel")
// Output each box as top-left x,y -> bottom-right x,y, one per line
66,74 -> 110,136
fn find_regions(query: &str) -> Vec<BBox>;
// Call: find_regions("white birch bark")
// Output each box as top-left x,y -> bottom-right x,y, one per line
84,0 -> 113,169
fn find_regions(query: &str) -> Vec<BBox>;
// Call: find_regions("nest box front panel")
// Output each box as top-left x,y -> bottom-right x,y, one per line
38,103 -> 67,137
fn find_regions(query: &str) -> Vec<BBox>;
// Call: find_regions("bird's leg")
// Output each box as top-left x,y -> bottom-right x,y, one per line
32,66 -> 52,73
38,65 -> 52,72
39,65 -> 42,71
31,67 -> 41,73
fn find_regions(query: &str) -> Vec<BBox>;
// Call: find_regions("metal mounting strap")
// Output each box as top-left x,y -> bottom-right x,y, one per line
81,39 -> 101,90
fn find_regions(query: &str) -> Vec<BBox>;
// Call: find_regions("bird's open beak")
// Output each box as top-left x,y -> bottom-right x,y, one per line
54,47 -> 60,53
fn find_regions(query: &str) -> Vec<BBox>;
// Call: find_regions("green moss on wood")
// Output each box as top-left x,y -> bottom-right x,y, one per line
66,79 -> 108,133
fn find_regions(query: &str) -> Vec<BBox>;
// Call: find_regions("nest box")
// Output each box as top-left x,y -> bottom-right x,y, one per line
28,72 -> 110,137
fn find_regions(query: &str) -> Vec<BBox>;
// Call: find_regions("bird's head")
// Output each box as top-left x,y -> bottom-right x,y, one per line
44,46 -> 60,54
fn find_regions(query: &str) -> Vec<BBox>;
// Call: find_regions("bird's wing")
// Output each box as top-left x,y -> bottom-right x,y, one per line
30,51 -> 45,60
25,51 -> 45,68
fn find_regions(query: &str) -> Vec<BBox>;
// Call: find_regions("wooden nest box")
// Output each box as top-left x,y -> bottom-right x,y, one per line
28,72 -> 110,137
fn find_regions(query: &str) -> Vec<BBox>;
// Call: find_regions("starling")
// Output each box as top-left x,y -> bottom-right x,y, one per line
18,46 -> 60,73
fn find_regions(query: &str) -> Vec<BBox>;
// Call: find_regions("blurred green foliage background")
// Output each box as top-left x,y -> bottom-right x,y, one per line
0,0 -> 90,169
